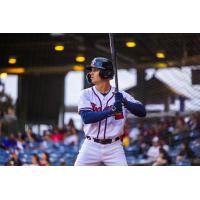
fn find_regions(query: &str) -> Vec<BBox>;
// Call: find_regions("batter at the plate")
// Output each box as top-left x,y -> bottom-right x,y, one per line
75,57 -> 146,166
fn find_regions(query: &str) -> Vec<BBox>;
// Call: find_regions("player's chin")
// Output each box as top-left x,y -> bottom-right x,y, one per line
91,79 -> 97,84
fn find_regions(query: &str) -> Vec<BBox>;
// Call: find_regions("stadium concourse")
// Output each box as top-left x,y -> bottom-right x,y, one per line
0,113 -> 200,166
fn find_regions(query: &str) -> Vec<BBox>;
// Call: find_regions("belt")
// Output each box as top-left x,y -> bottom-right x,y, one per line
86,136 -> 120,144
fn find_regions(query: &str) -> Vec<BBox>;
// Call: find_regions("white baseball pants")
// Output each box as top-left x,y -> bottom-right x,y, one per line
74,139 -> 128,166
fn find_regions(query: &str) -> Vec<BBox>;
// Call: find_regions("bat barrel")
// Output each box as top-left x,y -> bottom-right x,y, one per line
109,33 -> 119,92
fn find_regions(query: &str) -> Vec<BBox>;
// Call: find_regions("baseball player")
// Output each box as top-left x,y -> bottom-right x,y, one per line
75,57 -> 146,166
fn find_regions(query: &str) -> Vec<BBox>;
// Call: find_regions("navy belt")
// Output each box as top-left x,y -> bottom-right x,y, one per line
86,136 -> 120,144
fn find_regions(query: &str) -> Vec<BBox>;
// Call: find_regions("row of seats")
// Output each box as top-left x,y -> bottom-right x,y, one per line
1,130 -> 200,166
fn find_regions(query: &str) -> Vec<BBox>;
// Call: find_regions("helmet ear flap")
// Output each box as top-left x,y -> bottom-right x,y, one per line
86,73 -> 92,84
106,69 -> 114,79
100,69 -> 114,79
99,70 -> 104,79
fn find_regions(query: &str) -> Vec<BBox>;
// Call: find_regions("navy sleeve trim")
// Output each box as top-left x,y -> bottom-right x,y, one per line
79,107 -> 93,113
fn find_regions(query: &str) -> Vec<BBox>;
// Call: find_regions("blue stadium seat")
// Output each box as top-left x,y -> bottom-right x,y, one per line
173,134 -> 184,142
177,159 -> 191,166
189,131 -> 200,139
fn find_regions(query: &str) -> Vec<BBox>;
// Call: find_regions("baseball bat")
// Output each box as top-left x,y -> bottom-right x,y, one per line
109,33 -> 124,120
109,33 -> 119,93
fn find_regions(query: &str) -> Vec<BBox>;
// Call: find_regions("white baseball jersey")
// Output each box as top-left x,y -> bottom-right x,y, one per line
78,86 -> 140,139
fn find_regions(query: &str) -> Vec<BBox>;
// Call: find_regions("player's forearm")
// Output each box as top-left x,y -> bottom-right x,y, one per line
80,110 -> 112,124
123,100 -> 146,117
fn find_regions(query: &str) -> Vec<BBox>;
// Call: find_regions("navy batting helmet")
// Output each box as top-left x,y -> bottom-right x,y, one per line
86,57 -> 114,84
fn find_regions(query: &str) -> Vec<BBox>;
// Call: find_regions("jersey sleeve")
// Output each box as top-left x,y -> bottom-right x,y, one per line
121,91 -> 142,114
78,89 -> 93,113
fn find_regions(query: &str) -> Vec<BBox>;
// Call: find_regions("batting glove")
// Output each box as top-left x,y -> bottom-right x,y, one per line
112,101 -> 123,113
115,92 -> 124,103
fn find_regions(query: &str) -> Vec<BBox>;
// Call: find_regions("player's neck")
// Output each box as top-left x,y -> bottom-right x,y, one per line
95,82 -> 111,94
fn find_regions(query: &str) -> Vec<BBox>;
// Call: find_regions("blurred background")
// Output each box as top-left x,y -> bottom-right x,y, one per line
0,33 -> 200,166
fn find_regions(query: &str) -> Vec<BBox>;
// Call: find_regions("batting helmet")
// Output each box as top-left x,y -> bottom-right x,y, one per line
86,57 -> 114,84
